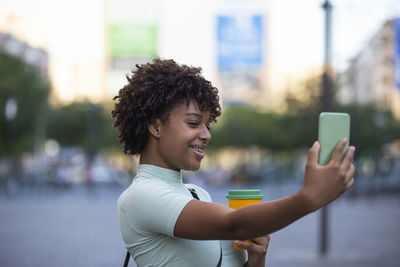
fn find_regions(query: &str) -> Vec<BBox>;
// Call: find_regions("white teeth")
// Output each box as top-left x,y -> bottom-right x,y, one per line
191,146 -> 204,153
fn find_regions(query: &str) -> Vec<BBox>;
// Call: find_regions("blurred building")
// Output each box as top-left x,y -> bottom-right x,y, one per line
0,6 -> 49,80
105,0 -> 270,108
1,2 -> 107,105
214,0 -> 268,107
0,0 -> 327,110
337,18 -> 400,119
0,0 -> 319,110
105,0 -> 159,98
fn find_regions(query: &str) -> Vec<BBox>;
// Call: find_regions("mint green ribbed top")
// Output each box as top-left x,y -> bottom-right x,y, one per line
117,164 -> 246,267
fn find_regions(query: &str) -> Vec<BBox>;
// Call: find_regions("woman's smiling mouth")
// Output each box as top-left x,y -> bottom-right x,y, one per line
189,145 -> 205,159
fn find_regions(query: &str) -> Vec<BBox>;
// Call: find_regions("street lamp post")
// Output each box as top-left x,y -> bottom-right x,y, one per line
320,0 -> 334,257
321,0 -> 334,112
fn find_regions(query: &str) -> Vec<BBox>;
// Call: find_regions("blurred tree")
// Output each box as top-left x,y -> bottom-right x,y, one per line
210,105 -> 317,151
46,102 -> 120,153
338,104 -> 400,154
0,52 -> 50,158
210,73 -> 400,154
283,73 -> 321,115
99,102 -> 122,151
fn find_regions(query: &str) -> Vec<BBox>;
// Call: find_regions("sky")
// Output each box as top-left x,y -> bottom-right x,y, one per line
1,0 -> 400,72
268,0 -> 400,72
0,0 -> 105,61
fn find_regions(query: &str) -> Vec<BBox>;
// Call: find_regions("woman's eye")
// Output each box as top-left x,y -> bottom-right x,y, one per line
188,122 -> 199,127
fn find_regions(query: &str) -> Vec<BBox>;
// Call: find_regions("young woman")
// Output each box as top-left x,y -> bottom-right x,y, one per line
112,58 -> 355,267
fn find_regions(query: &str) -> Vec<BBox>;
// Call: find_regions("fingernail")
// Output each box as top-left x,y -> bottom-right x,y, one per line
343,137 -> 347,143
234,240 -> 239,244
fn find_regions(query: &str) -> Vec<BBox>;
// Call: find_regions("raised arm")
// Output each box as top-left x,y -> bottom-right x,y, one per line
174,138 -> 355,240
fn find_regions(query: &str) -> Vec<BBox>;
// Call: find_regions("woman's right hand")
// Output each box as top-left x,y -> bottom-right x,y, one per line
235,235 -> 270,267
300,138 -> 356,211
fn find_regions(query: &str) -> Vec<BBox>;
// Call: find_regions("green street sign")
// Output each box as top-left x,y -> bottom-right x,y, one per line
109,23 -> 157,59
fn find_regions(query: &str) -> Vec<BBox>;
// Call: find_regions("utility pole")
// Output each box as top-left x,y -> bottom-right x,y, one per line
320,0 -> 334,256
321,0 -> 334,112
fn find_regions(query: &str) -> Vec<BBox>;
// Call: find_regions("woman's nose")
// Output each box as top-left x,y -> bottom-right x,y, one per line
199,125 -> 211,142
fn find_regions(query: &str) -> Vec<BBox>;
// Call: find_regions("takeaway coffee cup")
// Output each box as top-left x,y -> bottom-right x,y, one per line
226,189 -> 263,250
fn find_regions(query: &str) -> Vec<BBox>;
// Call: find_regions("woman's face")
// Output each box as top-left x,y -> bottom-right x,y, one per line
155,100 -> 212,171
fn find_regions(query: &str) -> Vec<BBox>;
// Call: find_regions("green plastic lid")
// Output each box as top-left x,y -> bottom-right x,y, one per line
226,189 -> 263,199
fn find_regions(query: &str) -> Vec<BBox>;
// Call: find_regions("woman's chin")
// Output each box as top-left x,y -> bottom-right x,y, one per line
184,162 -> 201,171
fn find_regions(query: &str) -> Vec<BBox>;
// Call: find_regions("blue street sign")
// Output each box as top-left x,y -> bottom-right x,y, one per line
217,15 -> 264,71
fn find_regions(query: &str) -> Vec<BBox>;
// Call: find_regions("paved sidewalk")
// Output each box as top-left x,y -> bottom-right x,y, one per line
0,184 -> 399,267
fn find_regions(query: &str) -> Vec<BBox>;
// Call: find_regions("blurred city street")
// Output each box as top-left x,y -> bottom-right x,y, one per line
0,183 -> 399,267
1,0 -> 400,266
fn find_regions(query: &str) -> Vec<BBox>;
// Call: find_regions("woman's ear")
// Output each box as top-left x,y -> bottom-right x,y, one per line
147,119 -> 161,138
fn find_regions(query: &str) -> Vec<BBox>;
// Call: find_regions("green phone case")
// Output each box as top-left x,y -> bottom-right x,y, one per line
318,112 -> 351,166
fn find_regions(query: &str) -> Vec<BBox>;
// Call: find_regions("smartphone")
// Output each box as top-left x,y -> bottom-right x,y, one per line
318,112 -> 351,166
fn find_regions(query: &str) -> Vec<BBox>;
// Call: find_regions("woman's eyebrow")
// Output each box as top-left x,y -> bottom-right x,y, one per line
185,112 -> 201,117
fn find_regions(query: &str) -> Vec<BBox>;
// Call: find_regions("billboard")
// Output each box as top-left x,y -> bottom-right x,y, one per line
394,18 -> 400,90
217,15 -> 264,71
109,23 -> 157,59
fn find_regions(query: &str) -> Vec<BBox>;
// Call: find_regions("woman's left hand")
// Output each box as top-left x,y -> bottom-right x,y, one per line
235,235 -> 270,267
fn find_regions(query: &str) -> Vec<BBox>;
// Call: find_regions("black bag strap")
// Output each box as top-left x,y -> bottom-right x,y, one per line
188,188 -> 200,200
188,188 -> 222,267
123,251 -> 130,267
122,188 -> 222,267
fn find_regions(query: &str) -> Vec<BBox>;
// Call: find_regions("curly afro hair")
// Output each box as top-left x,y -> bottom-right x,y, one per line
112,58 -> 221,156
